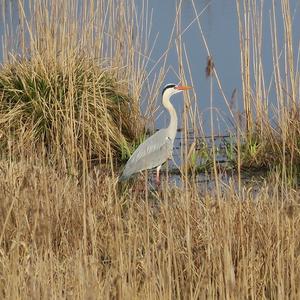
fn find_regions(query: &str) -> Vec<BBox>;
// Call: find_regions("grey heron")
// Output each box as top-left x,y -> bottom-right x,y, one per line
119,83 -> 192,183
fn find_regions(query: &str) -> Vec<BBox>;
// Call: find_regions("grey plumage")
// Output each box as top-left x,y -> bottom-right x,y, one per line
119,83 -> 191,182
119,129 -> 173,181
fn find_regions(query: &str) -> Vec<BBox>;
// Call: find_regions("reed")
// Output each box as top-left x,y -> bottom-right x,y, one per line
0,0 -> 300,299
0,55 -> 142,167
0,0 -> 150,169
236,0 -> 300,174
0,159 -> 299,299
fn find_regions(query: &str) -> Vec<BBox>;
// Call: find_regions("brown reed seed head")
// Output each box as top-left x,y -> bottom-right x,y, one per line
206,55 -> 214,78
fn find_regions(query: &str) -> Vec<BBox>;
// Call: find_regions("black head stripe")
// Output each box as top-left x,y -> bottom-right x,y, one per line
162,83 -> 176,96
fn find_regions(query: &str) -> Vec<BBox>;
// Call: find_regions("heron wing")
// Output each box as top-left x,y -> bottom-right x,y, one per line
121,129 -> 173,179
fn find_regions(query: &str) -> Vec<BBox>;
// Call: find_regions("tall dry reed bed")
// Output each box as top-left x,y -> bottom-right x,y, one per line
0,160 -> 299,298
0,0 -> 300,299
235,0 -> 300,173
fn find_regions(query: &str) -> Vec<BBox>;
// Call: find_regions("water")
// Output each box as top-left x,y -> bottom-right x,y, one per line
133,0 -> 300,175
1,0 -> 300,177
134,0 -> 300,134
137,0 -> 242,133
1,1 -> 299,134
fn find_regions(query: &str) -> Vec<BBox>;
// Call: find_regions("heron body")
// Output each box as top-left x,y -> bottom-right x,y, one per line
119,83 -> 192,183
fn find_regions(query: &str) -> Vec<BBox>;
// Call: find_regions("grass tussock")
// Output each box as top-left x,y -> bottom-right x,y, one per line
0,161 -> 300,299
0,0 -> 150,169
239,112 -> 300,171
0,54 -> 141,165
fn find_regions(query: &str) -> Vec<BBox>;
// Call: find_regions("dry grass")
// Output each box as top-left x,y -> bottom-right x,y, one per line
1,0 -> 300,299
0,54 -> 141,165
0,0 -> 149,168
0,160 -> 300,299
236,0 -> 300,172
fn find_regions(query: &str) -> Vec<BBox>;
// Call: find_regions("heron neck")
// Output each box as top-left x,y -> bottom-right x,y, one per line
163,93 -> 178,140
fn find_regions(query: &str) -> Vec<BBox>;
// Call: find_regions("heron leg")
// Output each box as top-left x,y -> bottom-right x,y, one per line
156,165 -> 161,186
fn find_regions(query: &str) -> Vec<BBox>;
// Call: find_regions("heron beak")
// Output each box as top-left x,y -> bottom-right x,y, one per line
175,85 -> 192,91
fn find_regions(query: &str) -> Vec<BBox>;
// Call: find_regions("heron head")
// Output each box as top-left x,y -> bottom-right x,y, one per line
162,83 -> 192,98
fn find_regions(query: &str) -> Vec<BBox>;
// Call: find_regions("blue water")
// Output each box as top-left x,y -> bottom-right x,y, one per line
1,0 -> 300,135
137,0 -> 300,134
137,0 -> 242,133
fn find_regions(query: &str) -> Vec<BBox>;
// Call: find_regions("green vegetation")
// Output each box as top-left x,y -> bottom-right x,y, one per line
120,131 -> 147,162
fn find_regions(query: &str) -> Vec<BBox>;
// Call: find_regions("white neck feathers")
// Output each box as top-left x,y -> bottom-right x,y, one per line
162,92 -> 178,141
